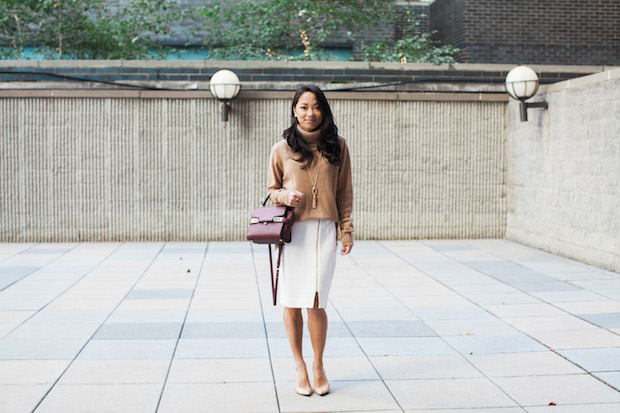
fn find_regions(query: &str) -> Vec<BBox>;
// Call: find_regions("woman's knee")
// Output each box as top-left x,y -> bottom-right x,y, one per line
307,307 -> 326,321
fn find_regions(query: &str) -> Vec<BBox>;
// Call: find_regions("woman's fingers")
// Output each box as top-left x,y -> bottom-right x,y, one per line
288,190 -> 304,207
340,244 -> 353,255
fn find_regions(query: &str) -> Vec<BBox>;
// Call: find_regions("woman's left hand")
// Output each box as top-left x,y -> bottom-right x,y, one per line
340,243 -> 353,256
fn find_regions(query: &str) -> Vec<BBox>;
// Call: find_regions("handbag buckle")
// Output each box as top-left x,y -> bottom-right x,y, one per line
250,218 -> 259,224
273,217 -> 284,222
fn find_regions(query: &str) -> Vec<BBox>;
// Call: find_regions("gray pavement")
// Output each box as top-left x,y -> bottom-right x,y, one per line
1,239 -> 620,413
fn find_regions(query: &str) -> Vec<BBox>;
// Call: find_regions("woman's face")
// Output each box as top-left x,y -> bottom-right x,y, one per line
293,91 -> 323,132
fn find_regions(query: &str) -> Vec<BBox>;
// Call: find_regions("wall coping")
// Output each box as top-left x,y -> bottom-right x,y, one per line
541,67 -> 620,93
0,88 -> 508,102
0,60 -> 615,74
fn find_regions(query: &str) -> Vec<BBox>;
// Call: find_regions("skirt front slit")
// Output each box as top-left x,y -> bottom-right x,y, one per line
280,219 -> 337,309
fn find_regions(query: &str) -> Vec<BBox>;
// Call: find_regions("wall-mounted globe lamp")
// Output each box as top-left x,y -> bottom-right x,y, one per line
209,70 -> 241,122
505,65 -> 548,122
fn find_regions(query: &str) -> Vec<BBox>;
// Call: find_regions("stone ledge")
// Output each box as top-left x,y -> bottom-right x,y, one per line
0,87 -> 508,102
541,67 -> 620,93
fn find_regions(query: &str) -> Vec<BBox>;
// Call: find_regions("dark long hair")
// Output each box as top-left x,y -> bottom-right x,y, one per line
283,84 -> 341,169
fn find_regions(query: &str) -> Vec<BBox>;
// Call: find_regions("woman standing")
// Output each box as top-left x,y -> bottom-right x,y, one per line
268,84 -> 354,396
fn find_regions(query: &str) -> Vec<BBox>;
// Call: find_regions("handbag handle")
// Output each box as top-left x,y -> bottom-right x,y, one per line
262,193 -> 270,206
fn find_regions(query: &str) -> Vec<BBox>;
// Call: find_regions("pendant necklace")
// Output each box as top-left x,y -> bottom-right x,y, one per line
307,152 -> 322,209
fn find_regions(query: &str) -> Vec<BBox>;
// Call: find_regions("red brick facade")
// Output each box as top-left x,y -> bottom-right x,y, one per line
429,0 -> 620,65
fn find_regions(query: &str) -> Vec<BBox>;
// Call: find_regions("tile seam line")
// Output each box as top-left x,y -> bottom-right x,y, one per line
29,242 -> 166,413
0,243 -> 76,292
0,242 -> 38,264
154,242 -> 210,412
399,240 -> 620,394
328,307 -> 406,412
1,242 -> 123,334
251,242 -> 281,413
467,240 -> 618,331
373,240 -> 524,409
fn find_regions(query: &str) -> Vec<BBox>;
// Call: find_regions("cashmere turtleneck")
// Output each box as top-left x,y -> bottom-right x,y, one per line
268,130 -> 354,246
297,125 -> 322,147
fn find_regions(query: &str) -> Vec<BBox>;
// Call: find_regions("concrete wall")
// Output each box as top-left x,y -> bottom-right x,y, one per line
0,89 -> 507,242
506,69 -> 620,272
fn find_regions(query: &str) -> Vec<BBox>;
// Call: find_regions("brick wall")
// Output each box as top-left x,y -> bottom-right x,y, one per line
430,0 -> 620,65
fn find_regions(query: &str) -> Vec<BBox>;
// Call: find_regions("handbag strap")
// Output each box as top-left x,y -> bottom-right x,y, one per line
267,244 -> 283,306
262,194 -> 271,206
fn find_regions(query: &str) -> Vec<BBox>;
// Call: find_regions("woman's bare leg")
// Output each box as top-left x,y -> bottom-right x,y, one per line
283,307 -> 312,395
307,294 -> 330,395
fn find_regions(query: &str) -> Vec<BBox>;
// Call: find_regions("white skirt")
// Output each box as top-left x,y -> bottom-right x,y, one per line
279,219 -> 337,309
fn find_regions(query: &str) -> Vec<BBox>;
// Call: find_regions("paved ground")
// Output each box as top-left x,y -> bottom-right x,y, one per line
1,239 -> 620,413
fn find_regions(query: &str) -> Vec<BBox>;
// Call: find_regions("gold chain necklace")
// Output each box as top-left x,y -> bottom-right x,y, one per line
307,152 -> 322,209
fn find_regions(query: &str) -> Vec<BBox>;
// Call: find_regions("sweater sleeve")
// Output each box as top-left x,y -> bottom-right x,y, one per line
267,144 -> 291,206
336,138 -> 354,245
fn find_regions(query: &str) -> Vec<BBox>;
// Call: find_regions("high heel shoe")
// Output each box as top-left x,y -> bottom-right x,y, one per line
296,385 -> 313,396
295,365 -> 313,396
313,367 -> 330,396
314,381 -> 330,396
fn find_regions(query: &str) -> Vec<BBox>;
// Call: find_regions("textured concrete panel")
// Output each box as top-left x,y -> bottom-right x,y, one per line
0,96 -> 506,241
506,72 -> 620,272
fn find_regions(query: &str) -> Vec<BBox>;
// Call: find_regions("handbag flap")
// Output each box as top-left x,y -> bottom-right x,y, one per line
250,206 -> 289,223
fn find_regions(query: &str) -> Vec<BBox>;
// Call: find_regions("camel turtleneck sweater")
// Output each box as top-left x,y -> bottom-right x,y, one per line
268,126 -> 354,245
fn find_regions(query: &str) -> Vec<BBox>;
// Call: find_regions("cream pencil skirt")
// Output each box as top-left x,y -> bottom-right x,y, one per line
279,219 -> 337,309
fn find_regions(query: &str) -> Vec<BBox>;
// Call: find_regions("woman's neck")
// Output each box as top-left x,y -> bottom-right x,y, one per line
297,125 -> 322,146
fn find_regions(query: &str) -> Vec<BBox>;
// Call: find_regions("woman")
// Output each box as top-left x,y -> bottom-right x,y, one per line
268,84 -> 354,396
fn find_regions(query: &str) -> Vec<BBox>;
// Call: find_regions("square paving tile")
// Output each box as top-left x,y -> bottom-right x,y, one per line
466,351 -> 584,377
494,374 -> 620,406
503,315 -> 600,332
181,322 -> 266,339
357,337 -> 457,356
6,323 -> 100,340
593,372 -> 620,391
0,384 -> 52,413
59,360 -> 170,384
93,322 -> 183,340
34,384 -> 162,413
528,329 -> 620,350
558,347 -> 620,372
0,339 -> 86,360
485,303 -> 566,318
578,313 -> 620,329
158,382 -> 278,413
105,309 -> 187,324
370,355 -> 482,380
386,377 -> 518,409
346,320 -> 437,337
167,358 -> 272,383
424,318 -> 518,336
0,360 -> 70,384
77,339 -> 177,360
175,338 -> 269,359
525,404 -> 620,412
443,333 -> 547,355
125,289 -> 194,299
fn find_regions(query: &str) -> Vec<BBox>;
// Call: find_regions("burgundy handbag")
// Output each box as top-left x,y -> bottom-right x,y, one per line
247,195 -> 294,305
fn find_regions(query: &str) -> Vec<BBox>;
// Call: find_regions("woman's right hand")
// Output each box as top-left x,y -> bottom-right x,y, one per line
287,190 -> 304,207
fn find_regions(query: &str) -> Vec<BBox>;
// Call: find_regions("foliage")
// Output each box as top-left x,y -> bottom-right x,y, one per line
194,1 -> 458,63
0,0 -> 183,59
359,12 -> 459,64
195,0 -> 391,61
0,0 -> 459,62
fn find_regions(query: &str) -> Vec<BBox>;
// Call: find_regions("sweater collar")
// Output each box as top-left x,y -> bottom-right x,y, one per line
297,125 -> 322,146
